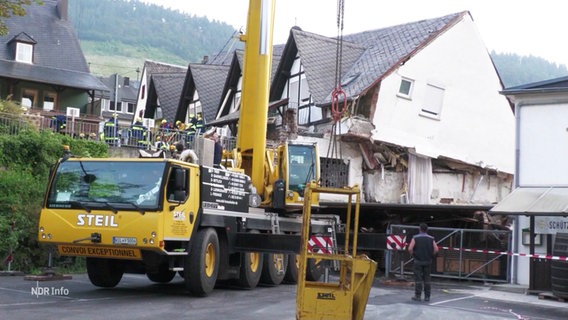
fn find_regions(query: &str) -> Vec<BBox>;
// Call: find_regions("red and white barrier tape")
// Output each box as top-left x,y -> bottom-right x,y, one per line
440,246 -> 568,261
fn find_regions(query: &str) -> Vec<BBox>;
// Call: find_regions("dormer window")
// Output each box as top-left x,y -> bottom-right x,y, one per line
16,42 -> 33,63
9,32 -> 37,64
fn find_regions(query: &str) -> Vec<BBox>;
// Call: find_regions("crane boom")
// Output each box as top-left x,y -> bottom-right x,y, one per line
237,0 -> 275,194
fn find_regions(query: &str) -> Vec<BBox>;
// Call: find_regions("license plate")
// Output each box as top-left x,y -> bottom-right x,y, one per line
112,237 -> 137,245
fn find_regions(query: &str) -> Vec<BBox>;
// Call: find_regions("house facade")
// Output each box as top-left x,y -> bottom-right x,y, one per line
98,74 -> 139,127
494,76 -> 568,289
0,0 -> 107,123
132,60 -> 187,129
263,12 -> 515,208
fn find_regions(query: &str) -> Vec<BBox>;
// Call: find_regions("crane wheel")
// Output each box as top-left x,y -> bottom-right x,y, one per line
236,230 -> 263,288
305,258 -> 324,281
283,253 -> 299,284
146,262 -> 176,283
184,228 -> 219,296
260,253 -> 288,286
283,254 -> 323,283
86,257 -> 124,288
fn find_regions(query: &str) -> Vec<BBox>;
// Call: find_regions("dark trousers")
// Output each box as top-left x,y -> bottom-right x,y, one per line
413,264 -> 432,298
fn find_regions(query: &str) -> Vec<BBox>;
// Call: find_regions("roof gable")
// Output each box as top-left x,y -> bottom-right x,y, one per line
185,64 -> 230,123
340,12 -> 465,98
281,12 -> 466,104
291,29 -> 366,103
150,73 -> 186,123
9,32 -> 36,44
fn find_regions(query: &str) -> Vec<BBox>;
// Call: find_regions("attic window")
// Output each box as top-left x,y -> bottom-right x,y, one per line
420,84 -> 445,120
397,77 -> 414,99
16,42 -> 33,63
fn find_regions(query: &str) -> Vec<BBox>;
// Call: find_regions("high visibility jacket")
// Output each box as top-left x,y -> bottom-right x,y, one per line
103,121 -> 119,144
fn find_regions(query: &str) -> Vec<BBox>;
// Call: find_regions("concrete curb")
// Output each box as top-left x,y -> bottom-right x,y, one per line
0,271 -> 25,276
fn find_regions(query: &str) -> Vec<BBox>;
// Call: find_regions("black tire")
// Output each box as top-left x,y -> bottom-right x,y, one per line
86,257 -> 124,288
283,254 -> 299,284
283,255 -> 324,283
552,233 -> 568,298
184,228 -> 220,296
146,263 -> 176,283
260,253 -> 288,285
306,258 -> 324,281
236,230 -> 263,289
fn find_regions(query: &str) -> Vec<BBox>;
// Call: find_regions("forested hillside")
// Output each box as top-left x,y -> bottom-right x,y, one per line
491,51 -> 568,87
69,0 -> 568,87
68,0 -> 237,76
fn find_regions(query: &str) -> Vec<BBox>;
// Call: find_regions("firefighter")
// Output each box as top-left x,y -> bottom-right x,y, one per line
175,120 -> 186,131
185,114 -> 197,147
160,119 -> 172,133
50,115 -> 66,133
195,112 -> 204,135
155,135 -> 169,152
102,114 -> 119,146
129,118 -> 147,148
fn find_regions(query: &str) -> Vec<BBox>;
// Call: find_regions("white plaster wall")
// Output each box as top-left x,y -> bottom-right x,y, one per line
371,15 -> 515,174
133,67 -> 149,122
432,172 -> 512,204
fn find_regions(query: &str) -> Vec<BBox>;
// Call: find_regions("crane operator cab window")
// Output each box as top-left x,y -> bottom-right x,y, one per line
166,167 -> 189,203
287,145 -> 317,196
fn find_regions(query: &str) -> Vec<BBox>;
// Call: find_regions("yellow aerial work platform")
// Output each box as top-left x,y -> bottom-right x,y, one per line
296,182 -> 377,320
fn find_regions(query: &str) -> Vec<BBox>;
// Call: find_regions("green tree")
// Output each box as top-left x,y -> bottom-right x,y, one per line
0,0 -> 43,35
0,104 -> 108,272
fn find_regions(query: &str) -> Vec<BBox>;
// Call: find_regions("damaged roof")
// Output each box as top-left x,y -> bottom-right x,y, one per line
273,12 -> 466,105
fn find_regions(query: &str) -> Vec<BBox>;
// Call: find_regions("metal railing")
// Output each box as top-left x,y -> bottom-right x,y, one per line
386,224 -> 511,283
0,112 -> 236,151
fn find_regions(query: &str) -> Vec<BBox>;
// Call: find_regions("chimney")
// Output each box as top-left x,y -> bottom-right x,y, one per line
201,56 -> 209,64
123,77 -> 130,87
57,0 -> 69,20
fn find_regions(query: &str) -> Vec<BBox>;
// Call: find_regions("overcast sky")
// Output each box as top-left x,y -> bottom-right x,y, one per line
140,0 -> 568,68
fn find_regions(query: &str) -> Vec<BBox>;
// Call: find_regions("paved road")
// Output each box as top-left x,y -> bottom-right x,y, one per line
1,273 -> 568,319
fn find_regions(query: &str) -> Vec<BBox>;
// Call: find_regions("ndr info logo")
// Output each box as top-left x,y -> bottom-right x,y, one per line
30,281 -> 70,298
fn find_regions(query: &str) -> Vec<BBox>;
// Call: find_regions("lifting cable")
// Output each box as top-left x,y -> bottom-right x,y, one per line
327,0 -> 346,161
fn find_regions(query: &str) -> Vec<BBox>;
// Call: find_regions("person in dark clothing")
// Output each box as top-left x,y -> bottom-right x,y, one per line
408,223 -> 439,302
211,132 -> 223,166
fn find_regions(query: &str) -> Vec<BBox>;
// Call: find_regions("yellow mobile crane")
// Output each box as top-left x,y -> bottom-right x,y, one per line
37,0 -> 330,296
227,0 -> 320,211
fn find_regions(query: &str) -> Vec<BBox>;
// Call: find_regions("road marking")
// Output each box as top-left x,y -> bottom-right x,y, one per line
429,294 -> 477,306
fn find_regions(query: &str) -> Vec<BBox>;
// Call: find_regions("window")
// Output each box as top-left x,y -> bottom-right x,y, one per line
102,99 -> 110,111
397,78 -> 414,99
43,91 -> 57,111
109,101 -> 123,112
420,84 -> 445,119
127,102 -> 135,114
167,167 -> 188,202
16,42 -> 33,63
285,59 -> 322,125
21,89 -> 37,109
